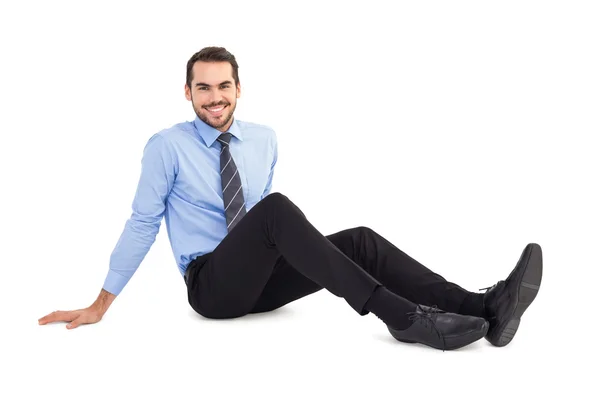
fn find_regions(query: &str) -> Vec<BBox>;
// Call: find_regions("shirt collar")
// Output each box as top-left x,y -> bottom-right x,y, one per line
193,115 -> 244,148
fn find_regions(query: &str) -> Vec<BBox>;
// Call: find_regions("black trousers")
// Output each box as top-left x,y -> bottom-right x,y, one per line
185,192 -> 483,319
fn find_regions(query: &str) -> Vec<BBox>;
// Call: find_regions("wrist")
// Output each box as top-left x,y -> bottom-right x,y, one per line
91,289 -> 116,314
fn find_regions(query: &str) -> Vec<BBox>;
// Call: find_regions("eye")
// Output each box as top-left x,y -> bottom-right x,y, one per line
221,85 -> 230,89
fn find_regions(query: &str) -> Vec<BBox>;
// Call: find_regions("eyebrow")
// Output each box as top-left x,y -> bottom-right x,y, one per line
195,80 -> 233,87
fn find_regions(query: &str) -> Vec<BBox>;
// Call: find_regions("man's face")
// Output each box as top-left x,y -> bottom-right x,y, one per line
185,61 -> 241,132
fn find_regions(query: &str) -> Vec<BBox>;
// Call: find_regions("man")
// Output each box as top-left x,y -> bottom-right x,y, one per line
38,46 -> 543,351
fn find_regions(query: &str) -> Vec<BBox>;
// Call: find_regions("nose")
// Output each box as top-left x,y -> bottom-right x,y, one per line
208,89 -> 224,105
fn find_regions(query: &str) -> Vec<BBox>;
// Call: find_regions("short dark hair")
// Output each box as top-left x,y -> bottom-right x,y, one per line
186,46 -> 240,89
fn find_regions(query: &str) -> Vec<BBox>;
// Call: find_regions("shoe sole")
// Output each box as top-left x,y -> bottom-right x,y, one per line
389,321 -> 489,351
487,243 -> 543,347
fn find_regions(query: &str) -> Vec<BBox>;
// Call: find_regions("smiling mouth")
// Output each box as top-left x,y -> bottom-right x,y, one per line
205,105 -> 228,116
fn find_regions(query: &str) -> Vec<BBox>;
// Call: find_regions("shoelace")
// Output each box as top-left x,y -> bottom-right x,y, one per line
479,284 -> 498,321
479,284 -> 495,293
407,304 -> 447,351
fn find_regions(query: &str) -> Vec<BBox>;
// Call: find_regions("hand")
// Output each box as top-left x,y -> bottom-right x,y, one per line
38,306 -> 103,329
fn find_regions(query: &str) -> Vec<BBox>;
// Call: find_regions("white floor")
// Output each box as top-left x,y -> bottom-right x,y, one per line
6,245 -> 596,399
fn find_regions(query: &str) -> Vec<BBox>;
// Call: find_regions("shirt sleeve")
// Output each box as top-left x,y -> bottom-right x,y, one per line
261,130 -> 278,199
102,134 -> 177,295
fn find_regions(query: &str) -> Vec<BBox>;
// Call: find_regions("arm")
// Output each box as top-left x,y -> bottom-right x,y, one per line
38,134 -> 177,329
103,133 -> 178,295
261,131 -> 278,199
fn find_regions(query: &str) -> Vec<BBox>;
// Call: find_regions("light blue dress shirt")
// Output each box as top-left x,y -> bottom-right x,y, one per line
103,116 -> 277,295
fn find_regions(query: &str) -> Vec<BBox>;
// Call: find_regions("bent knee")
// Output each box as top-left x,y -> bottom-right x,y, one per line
261,192 -> 294,209
263,192 -> 288,204
355,226 -> 375,236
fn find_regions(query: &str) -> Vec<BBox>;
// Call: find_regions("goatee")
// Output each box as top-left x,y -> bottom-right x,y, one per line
194,103 -> 235,130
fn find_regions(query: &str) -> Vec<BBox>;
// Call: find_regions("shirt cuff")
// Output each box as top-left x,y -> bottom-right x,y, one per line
102,270 -> 130,296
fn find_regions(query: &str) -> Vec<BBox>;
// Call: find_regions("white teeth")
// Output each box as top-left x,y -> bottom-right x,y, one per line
208,106 -> 224,112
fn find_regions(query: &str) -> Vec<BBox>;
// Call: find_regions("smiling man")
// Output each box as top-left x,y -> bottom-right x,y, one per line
38,46 -> 543,351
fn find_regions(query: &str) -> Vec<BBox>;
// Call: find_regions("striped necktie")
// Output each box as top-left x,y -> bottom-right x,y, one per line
217,132 -> 247,232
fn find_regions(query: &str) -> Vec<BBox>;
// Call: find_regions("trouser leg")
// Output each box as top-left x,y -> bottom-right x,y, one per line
186,192 -> 381,319
325,226 -> 484,316
249,226 -> 484,317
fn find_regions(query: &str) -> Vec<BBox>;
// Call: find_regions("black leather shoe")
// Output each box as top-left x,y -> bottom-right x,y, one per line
387,305 -> 489,351
481,243 -> 543,347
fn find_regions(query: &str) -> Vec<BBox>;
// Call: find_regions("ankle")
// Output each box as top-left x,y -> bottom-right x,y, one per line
458,292 -> 486,318
365,286 -> 415,330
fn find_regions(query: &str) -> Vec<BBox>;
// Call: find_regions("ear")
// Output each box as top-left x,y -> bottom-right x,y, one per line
236,82 -> 241,99
184,84 -> 192,101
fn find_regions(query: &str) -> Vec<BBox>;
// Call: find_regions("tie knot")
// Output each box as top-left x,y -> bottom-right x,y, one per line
218,132 -> 232,145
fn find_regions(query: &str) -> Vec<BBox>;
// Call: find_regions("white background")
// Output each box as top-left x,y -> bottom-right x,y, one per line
1,0 -> 598,398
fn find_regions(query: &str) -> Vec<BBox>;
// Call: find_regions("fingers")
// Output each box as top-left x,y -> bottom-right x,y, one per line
66,316 -> 83,330
38,310 -> 78,325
